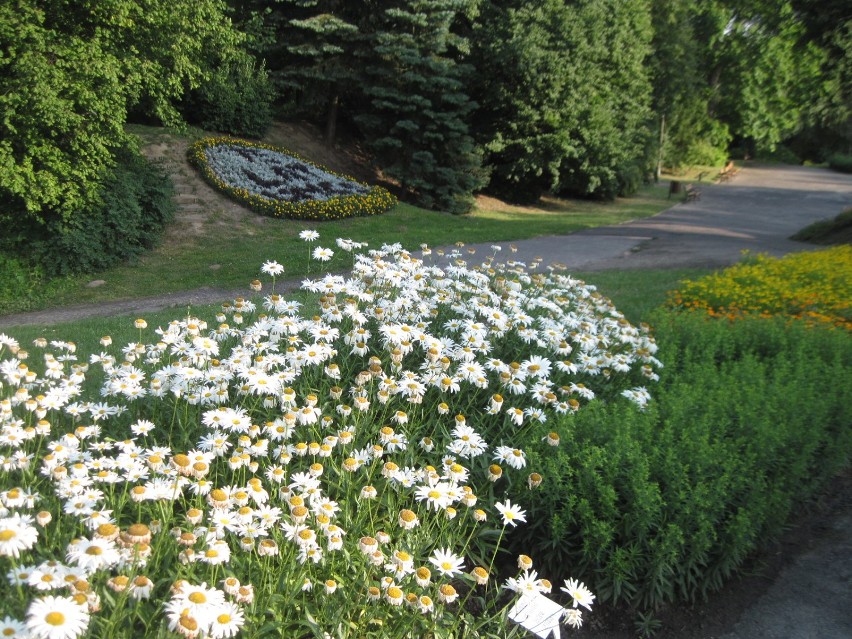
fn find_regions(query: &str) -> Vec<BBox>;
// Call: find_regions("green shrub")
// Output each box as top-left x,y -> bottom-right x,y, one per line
0,253 -> 45,315
617,162 -> 646,197
508,312 -> 851,610
21,146 -> 176,276
790,208 -> 852,245
827,152 -> 852,174
184,54 -> 275,138
755,144 -> 801,165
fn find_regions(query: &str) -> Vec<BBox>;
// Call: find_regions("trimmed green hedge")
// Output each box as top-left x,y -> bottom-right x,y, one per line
188,137 -> 397,221
507,311 -> 851,610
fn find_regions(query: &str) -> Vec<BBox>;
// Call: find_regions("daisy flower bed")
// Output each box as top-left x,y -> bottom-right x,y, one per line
0,237 -> 661,638
189,137 -> 397,221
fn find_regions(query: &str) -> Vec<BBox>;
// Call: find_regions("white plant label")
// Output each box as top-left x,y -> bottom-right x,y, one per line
508,592 -> 563,639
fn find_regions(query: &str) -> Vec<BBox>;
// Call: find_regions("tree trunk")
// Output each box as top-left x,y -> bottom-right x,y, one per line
325,94 -> 339,147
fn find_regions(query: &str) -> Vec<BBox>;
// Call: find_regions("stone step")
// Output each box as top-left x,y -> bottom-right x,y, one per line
179,203 -> 206,212
174,193 -> 200,204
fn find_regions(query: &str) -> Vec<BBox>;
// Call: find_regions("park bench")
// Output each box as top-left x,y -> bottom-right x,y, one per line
685,184 -> 701,201
718,160 -> 738,182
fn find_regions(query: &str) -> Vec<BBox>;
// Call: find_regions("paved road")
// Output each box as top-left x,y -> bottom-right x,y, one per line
434,163 -> 852,271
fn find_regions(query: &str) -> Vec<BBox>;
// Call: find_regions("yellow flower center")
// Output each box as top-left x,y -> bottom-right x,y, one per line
127,523 -> 149,537
188,592 -> 207,604
217,614 -> 232,624
45,612 -> 65,626
0,529 -> 15,542
85,545 -> 103,556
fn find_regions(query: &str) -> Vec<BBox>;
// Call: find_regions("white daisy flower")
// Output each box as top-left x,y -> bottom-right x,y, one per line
26,595 -> 90,639
495,499 -> 527,527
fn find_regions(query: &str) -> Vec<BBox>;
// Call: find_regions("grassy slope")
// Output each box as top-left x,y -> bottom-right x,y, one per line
790,208 -> 852,245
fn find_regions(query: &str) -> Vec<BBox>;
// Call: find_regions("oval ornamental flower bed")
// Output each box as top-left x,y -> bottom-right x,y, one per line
189,137 -> 397,221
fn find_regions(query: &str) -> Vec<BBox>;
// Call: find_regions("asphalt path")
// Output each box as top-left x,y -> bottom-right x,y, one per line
429,163 -> 852,271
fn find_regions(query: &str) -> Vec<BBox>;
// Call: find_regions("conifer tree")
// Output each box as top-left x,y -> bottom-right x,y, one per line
468,0 -> 577,203
355,0 -> 486,214
275,1 -> 362,145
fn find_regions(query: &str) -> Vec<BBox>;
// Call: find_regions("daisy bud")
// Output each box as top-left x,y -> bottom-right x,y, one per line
134,319 -> 147,329
438,583 -> 458,604
471,566 -> 489,585
108,575 -> 130,592
385,586 -> 404,606
517,555 -> 533,571
488,464 -> 503,482
415,566 -> 431,588
236,584 -> 255,604
222,577 -> 240,595
528,472 -> 543,489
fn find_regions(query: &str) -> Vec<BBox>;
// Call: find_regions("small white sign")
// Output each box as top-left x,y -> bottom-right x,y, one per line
508,592 -> 564,639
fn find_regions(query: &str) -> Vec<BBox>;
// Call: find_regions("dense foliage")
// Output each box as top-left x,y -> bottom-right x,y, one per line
828,153 -> 852,174
1,145 -> 175,277
504,247 -> 851,612
183,53 -> 276,138
189,137 -> 397,220
355,0 -> 487,214
2,0 -> 849,275
0,0 -> 267,276
510,312 -> 851,610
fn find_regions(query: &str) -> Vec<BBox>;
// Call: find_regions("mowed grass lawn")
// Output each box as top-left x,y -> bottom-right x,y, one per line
13,178 -> 672,311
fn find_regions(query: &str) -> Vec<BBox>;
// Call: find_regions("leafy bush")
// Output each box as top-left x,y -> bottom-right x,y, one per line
509,312 -> 852,610
827,152 -> 852,174
0,146 -> 175,278
616,162 -> 646,197
790,208 -> 852,246
668,247 -> 852,330
754,144 -> 800,165
27,147 -> 176,276
184,54 -> 275,138
189,137 -> 397,220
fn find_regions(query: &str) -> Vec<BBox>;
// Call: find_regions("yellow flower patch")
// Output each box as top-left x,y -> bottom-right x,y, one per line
668,246 -> 852,329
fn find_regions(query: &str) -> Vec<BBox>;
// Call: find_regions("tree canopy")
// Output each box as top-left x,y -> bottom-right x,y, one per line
2,0 -> 848,239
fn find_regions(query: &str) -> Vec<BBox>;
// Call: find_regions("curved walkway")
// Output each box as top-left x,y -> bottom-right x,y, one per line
442,163 -> 852,271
